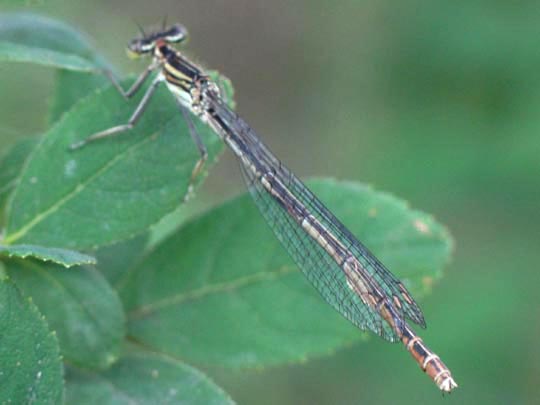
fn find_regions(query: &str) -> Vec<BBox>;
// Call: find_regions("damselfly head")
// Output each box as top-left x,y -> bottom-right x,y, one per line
126,23 -> 188,58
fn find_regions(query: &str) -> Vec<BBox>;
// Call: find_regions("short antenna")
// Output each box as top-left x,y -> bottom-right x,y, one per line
134,20 -> 146,37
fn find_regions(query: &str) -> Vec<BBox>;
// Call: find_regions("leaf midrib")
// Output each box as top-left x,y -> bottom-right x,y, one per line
127,265 -> 296,319
4,133 -> 158,245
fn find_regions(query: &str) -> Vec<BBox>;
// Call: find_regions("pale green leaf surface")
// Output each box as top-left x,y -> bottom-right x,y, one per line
94,233 -> 149,285
0,135 -> 39,221
3,74 -> 231,249
7,260 -> 125,369
49,69 -> 109,124
0,41 -> 97,71
0,278 -> 64,404
0,13 -> 113,124
0,13 -> 108,72
147,195 -> 213,248
65,352 -> 234,405
122,179 -> 452,367
0,244 -> 96,267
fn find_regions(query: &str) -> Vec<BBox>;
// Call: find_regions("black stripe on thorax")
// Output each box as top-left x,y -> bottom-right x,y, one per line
157,45 -> 202,83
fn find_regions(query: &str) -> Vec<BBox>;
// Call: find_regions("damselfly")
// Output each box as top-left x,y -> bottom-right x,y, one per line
71,23 -> 457,392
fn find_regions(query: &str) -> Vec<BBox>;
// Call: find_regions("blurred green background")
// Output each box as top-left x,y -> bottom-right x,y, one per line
1,1 -> 539,404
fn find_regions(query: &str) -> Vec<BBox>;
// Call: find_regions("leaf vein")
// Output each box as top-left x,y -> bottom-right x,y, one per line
5,133 -> 158,244
127,266 -> 296,319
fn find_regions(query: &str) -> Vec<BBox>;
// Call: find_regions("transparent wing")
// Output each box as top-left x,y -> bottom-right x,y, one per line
239,160 -> 399,341
276,163 -> 426,328
207,95 -> 426,339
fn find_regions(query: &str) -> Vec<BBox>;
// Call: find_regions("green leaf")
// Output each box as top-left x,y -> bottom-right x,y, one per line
0,13 -> 113,123
121,179 -> 452,367
0,135 -> 39,222
0,278 -> 64,404
65,351 -> 234,405
0,244 -> 96,267
0,41 -> 98,71
49,69 -> 109,125
7,260 -> 125,369
3,74 -> 232,249
0,13 -> 109,72
147,196 -> 213,249
94,233 -> 149,285
0,13 -> 113,125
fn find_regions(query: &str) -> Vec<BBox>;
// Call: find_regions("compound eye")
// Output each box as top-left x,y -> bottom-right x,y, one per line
126,40 -> 142,59
164,23 -> 188,43
126,39 -> 154,58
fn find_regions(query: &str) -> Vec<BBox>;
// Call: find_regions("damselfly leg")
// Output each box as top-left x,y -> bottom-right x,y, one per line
70,69 -> 211,201
105,61 -> 160,99
69,75 -> 162,150
179,104 -> 208,201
